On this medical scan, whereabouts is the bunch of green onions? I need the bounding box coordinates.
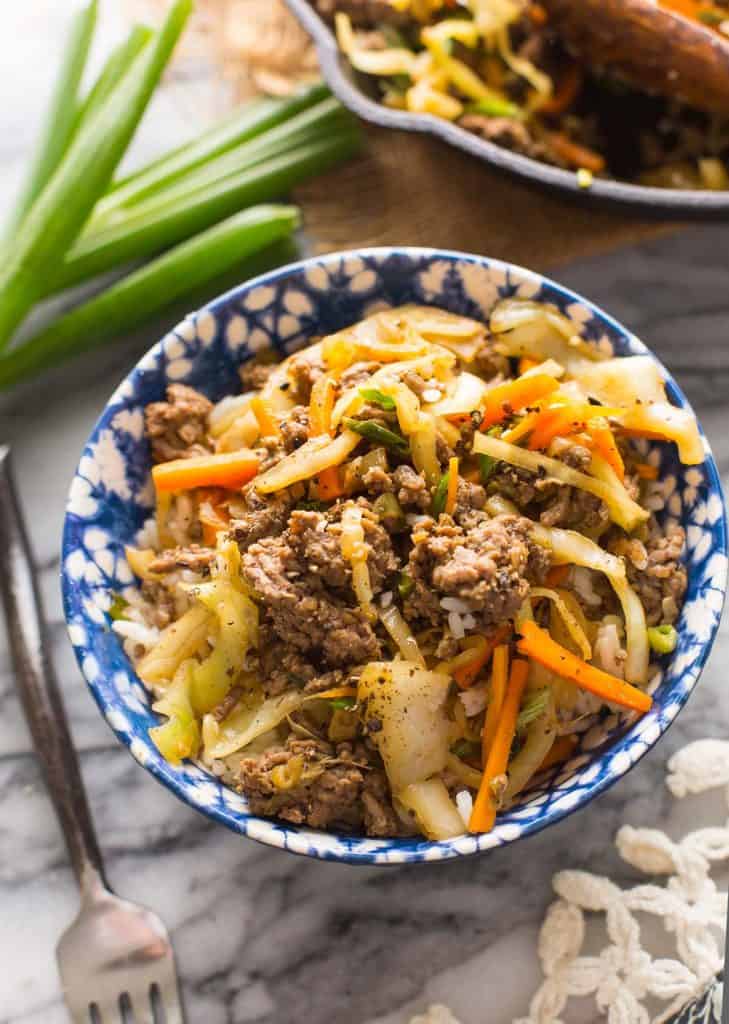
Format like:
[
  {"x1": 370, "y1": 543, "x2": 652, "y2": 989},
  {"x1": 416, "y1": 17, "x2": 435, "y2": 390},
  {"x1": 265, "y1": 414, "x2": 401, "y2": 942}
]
[{"x1": 0, "y1": 0, "x2": 360, "y2": 391}]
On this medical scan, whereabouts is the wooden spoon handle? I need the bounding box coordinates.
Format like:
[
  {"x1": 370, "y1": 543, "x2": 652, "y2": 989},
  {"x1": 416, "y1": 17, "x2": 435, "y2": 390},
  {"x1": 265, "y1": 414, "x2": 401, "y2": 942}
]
[
  {"x1": 543, "y1": 0, "x2": 729, "y2": 116},
  {"x1": 0, "y1": 446, "x2": 108, "y2": 894}
]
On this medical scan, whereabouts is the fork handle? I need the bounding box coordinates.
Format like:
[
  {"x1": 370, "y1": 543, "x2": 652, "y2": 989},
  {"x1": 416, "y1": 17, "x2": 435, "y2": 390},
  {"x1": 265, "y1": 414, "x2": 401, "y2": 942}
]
[{"x1": 0, "y1": 447, "x2": 108, "y2": 895}]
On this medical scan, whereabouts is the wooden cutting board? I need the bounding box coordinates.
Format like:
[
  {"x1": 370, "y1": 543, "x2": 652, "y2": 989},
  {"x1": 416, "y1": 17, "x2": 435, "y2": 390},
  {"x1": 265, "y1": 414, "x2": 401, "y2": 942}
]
[{"x1": 126, "y1": 0, "x2": 683, "y2": 271}]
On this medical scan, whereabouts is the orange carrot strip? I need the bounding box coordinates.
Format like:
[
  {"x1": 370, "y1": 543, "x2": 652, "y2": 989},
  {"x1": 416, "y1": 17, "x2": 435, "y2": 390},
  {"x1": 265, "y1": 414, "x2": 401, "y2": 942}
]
[
  {"x1": 541, "y1": 62, "x2": 583, "y2": 116},
  {"x1": 528, "y1": 2, "x2": 548, "y2": 25},
  {"x1": 548, "y1": 132, "x2": 606, "y2": 173},
  {"x1": 309, "y1": 374, "x2": 336, "y2": 438},
  {"x1": 250, "y1": 395, "x2": 281, "y2": 440},
  {"x1": 527, "y1": 402, "x2": 623, "y2": 451},
  {"x1": 518, "y1": 357, "x2": 539, "y2": 374},
  {"x1": 481, "y1": 644, "x2": 509, "y2": 763},
  {"x1": 589, "y1": 423, "x2": 625, "y2": 481},
  {"x1": 469, "y1": 658, "x2": 530, "y2": 833},
  {"x1": 633, "y1": 462, "x2": 659, "y2": 480},
  {"x1": 305, "y1": 686, "x2": 358, "y2": 702},
  {"x1": 452, "y1": 625, "x2": 511, "y2": 689},
  {"x1": 480, "y1": 374, "x2": 560, "y2": 429},
  {"x1": 538, "y1": 734, "x2": 578, "y2": 772},
  {"x1": 152, "y1": 450, "x2": 259, "y2": 494},
  {"x1": 501, "y1": 410, "x2": 540, "y2": 445},
  {"x1": 516, "y1": 621, "x2": 652, "y2": 714},
  {"x1": 444, "y1": 456, "x2": 460, "y2": 516},
  {"x1": 198, "y1": 492, "x2": 231, "y2": 546},
  {"x1": 317, "y1": 466, "x2": 344, "y2": 501},
  {"x1": 545, "y1": 564, "x2": 570, "y2": 587}
]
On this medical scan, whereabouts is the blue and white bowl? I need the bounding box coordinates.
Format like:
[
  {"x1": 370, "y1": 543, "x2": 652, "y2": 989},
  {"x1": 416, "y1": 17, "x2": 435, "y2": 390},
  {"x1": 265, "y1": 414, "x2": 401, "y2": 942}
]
[{"x1": 62, "y1": 248, "x2": 728, "y2": 865}]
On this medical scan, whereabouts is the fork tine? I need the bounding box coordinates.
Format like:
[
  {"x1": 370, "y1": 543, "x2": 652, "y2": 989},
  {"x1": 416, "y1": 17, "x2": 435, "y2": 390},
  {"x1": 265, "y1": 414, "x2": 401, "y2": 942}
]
[
  {"x1": 156, "y1": 981, "x2": 185, "y2": 1024},
  {"x1": 127, "y1": 993, "x2": 154, "y2": 1024}
]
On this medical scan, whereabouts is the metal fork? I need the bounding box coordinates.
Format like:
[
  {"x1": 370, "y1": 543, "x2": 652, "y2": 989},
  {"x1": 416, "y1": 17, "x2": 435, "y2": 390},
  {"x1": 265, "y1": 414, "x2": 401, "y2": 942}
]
[{"x1": 0, "y1": 446, "x2": 185, "y2": 1024}]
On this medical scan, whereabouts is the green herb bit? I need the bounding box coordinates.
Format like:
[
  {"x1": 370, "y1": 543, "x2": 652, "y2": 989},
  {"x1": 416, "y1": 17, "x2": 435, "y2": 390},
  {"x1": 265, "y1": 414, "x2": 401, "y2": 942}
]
[
  {"x1": 431, "y1": 468, "x2": 450, "y2": 517},
  {"x1": 296, "y1": 499, "x2": 327, "y2": 512},
  {"x1": 451, "y1": 739, "x2": 481, "y2": 760},
  {"x1": 516, "y1": 688, "x2": 550, "y2": 733},
  {"x1": 466, "y1": 96, "x2": 524, "y2": 119},
  {"x1": 698, "y1": 8, "x2": 724, "y2": 24},
  {"x1": 343, "y1": 417, "x2": 409, "y2": 452},
  {"x1": 398, "y1": 571, "x2": 414, "y2": 600},
  {"x1": 373, "y1": 492, "x2": 406, "y2": 530},
  {"x1": 108, "y1": 593, "x2": 129, "y2": 621},
  {"x1": 359, "y1": 387, "x2": 396, "y2": 411},
  {"x1": 478, "y1": 453, "x2": 497, "y2": 483},
  {"x1": 330, "y1": 697, "x2": 356, "y2": 710},
  {"x1": 647, "y1": 624, "x2": 678, "y2": 655}
]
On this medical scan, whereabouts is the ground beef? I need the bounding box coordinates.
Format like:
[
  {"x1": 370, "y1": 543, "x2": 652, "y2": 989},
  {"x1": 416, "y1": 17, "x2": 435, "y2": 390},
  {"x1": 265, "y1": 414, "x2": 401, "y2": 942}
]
[
  {"x1": 625, "y1": 523, "x2": 687, "y2": 626},
  {"x1": 144, "y1": 384, "x2": 213, "y2": 463},
  {"x1": 471, "y1": 337, "x2": 510, "y2": 381},
  {"x1": 488, "y1": 460, "x2": 609, "y2": 535},
  {"x1": 146, "y1": 544, "x2": 215, "y2": 575},
  {"x1": 402, "y1": 370, "x2": 433, "y2": 400},
  {"x1": 459, "y1": 114, "x2": 560, "y2": 166},
  {"x1": 280, "y1": 405, "x2": 310, "y2": 452},
  {"x1": 241, "y1": 505, "x2": 398, "y2": 669},
  {"x1": 140, "y1": 579, "x2": 177, "y2": 629},
  {"x1": 287, "y1": 348, "x2": 326, "y2": 403},
  {"x1": 404, "y1": 513, "x2": 550, "y2": 629},
  {"x1": 228, "y1": 485, "x2": 293, "y2": 551},
  {"x1": 239, "y1": 360, "x2": 276, "y2": 391},
  {"x1": 210, "y1": 686, "x2": 243, "y2": 723},
  {"x1": 453, "y1": 478, "x2": 487, "y2": 525},
  {"x1": 259, "y1": 637, "x2": 317, "y2": 696},
  {"x1": 339, "y1": 361, "x2": 381, "y2": 388},
  {"x1": 539, "y1": 486, "x2": 609, "y2": 536},
  {"x1": 237, "y1": 737, "x2": 399, "y2": 835},
  {"x1": 363, "y1": 463, "x2": 431, "y2": 512}
]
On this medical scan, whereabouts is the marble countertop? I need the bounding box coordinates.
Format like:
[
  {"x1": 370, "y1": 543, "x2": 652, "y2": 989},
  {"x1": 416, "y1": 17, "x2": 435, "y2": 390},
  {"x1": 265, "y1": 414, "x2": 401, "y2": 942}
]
[{"x1": 1, "y1": 5, "x2": 728, "y2": 1024}]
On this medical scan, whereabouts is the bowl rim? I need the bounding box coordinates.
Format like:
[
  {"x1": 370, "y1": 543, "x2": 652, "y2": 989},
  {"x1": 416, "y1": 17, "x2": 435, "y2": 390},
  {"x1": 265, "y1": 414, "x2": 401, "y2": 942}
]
[
  {"x1": 284, "y1": 0, "x2": 729, "y2": 217},
  {"x1": 62, "y1": 245, "x2": 729, "y2": 864}
]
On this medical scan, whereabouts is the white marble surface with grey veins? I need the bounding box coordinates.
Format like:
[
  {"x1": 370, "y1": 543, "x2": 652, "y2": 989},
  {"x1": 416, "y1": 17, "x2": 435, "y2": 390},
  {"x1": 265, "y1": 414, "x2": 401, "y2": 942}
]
[{"x1": 1, "y1": 4, "x2": 728, "y2": 1023}]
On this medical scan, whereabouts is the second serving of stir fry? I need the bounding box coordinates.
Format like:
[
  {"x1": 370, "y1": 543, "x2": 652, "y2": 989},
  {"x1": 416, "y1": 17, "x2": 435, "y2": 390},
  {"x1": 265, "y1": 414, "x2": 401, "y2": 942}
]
[
  {"x1": 316, "y1": 0, "x2": 729, "y2": 190},
  {"x1": 113, "y1": 298, "x2": 702, "y2": 839}
]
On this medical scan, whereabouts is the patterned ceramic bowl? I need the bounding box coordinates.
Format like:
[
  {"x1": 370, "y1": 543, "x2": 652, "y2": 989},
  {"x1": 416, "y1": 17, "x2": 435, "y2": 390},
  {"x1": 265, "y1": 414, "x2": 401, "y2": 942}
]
[{"x1": 62, "y1": 248, "x2": 728, "y2": 865}]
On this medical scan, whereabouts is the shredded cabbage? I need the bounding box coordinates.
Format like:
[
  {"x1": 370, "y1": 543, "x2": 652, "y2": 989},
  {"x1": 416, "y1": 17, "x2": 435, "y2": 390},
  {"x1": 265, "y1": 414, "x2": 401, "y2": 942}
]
[
  {"x1": 530, "y1": 587, "x2": 592, "y2": 661},
  {"x1": 202, "y1": 690, "x2": 303, "y2": 761},
  {"x1": 256, "y1": 430, "x2": 361, "y2": 494},
  {"x1": 489, "y1": 299, "x2": 603, "y2": 375},
  {"x1": 150, "y1": 660, "x2": 200, "y2": 765},
  {"x1": 410, "y1": 414, "x2": 441, "y2": 486},
  {"x1": 379, "y1": 604, "x2": 426, "y2": 667},
  {"x1": 576, "y1": 356, "x2": 667, "y2": 408},
  {"x1": 503, "y1": 689, "x2": 558, "y2": 802},
  {"x1": 358, "y1": 661, "x2": 452, "y2": 791},
  {"x1": 136, "y1": 603, "x2": 212, "y2": 689},
  {"x1": 474, "y1": 432, "x2": 648, "y2": 531},
  {"x1": 340, "y1": 504, "x2": 376, "y2": 620},
  {"x1": 397, "y1": 778, "x2": 465, "y2": 840},
  {"x1": 188, "y1": 578, "x2": 258, "y2": 714}
]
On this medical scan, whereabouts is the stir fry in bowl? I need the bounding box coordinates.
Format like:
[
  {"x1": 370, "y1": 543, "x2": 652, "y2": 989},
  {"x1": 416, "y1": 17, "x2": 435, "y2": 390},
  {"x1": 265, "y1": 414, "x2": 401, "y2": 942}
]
[
  {"x1": 315, "y1": 0, "x2": 729, "y2": 189},
  {"x1": 116, "y1": 300, "x2": 702, "y2": 840}
]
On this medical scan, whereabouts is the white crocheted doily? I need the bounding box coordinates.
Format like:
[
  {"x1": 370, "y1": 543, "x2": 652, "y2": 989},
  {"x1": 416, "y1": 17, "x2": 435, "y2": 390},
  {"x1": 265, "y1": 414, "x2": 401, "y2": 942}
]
[{"x1": 411, "y1": 739, "x2": 729, "y2": 1024}]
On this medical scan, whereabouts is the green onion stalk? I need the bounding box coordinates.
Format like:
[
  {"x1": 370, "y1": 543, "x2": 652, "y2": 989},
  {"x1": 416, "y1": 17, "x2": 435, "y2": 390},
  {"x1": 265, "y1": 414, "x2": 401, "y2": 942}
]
[
  {"x1": 0, "y1": 0, "x2": 193, "y2": 351},
  {"x1": 0, "y1": 205, "x2": 299, "y2": 391}
]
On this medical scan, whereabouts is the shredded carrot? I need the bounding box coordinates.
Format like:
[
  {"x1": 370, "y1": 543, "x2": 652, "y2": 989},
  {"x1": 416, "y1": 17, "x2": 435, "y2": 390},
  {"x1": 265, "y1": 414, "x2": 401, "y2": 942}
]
[
  {"x1": 548, "y1": 132, "x2": 606, "y2": 174},
  {"x1": 317, "y1": 466, "x2": 344, "y2": 501},
  {"x1": 589, "y1": 423, "x2": 625, "y2": 481},
  {"x1": 452, "y1": 625, "x2": 510, "y2": 689},
  {"x1": 516, "y1": 620, "x2": 652, "y2": 714},
  {"x1": 527, "y1": 401, "x2": 623, "y2": 451},
  {"x1": 469, "y1": 658, "x2": 530, "y2": 833},
  {"x1": 539, "y1": 734, "x2": 578, "y2": 772},
  {"x1": 306, "y1": 686, "x2": 358, "y2": 702},
  {"x1": 501, "y1": 410, "x2": 540, "y2": 445},
  {"x1": 633, "y1": 461, "x2": 659, "y2": 481},
  {"x1": 518, "y1": 357, "x2": 539, "y2": 375},
  {"x1": 444, "y1": 456, "x2": 460, "y2": 515},
  {"x1": 198, "y1": 491, "x2": 231, "y2": 546},
  {"x1": 309, "y1": 374, "x2": 336, "y2": 437},
  {"x1": 481, "y1": 644, "x2": 510, "y2": 763},
  {"x1": 250, "y1": 395, "x2": 281, "y2": 440},
  {"x1": 545, "y1": 564, "x2": 570, "y2": 588},
  {"x1": 152, "y1": 450, "x2": 259, "y2": 494},
  {"x1": 527, "y1": 1, "x2": 548, "y2": 25},
  {"x1": 480, "y1": 374, "x2": 560, "y2": 429},
  {"x1": 541, "y1": 62, "x2": 583, "y2": 116}
]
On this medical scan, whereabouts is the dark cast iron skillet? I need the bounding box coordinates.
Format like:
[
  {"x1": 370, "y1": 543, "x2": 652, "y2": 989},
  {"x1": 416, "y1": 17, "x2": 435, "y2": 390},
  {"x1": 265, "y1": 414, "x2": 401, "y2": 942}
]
[{"x1": 285, "y1": 0, "x2": 729, "y2": 217}]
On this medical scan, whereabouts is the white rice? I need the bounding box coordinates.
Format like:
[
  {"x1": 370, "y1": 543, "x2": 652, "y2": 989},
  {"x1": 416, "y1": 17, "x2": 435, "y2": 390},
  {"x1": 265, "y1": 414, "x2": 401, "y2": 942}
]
[
  {"x1": 571, "y1": 566, "x2": 602, "y2": 607},
  {"x1": 448, "y1": 611, "x2": 465, "y2": 639},
  {"x1": 459, "y1": 683, "x2": 487, "y2": 717},
  {"x1": 135, "y1": 516, "x2": 159, "y2": 549},
  {"x1": 455, "y1": 790, "x2": 473, "y2": 828},
  {"x1": 440, "y1": 596, "x2": 471, "y2": 614},
  {"x1": 462, "y1": 613, "x2": 476, "y2": 631},
  {"x1": 422, "y1": 387, "x2": 442, "y2": 404},
  {"x1": 112, "y1": 619, "x2": 160, "y2": 659},
  {"x1": 405, "y1": 513, "x2": 431, "y2": 527},
  {"x1": 380, "y1": 590, "x2": 393, "y2": 609}
]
